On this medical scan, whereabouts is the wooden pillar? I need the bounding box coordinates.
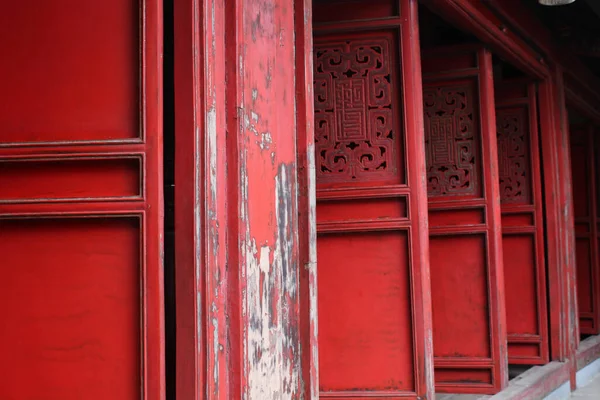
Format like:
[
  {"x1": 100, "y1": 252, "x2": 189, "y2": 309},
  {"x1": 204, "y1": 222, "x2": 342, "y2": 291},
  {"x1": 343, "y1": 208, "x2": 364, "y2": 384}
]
[
  {"x1": 174, "y1": 0, "x2": 317, "y2": 397},
  {"x1": 538, "y1": 67, "x2": 578, "y2": 388}
]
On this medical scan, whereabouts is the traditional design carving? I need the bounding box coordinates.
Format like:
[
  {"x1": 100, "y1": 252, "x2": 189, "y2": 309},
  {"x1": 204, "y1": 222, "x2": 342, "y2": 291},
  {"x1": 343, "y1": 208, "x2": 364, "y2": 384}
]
[
  {"x1": 313, "y1": 36, "x2": 400, "y2": 184},
  {"x1": 423, "y1": 84, "x2": 479, "y2": 196},
  {"x1": 496, "y1": 109, "x2": 530, "y2": 204}
]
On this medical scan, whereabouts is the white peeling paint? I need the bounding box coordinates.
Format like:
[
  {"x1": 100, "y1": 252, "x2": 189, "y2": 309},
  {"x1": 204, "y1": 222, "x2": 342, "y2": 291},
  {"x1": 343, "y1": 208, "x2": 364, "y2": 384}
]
[{"x1": 244, "y1": 165, "x2": 301, "y2": 399}]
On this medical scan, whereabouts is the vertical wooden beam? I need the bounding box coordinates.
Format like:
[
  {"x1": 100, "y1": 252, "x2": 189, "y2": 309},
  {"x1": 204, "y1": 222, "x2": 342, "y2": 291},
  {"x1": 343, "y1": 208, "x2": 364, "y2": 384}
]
[
  {"x1": 555, "y1": 67, "x2": 579, "y2": 390},
  {"x1": 175, "y1": 0, "x2": 230, "y2": 397},
  {"x1": 294, "y1": 0, "x2": 319, "y2": 396},
  {"x1": 404, "y1": 1, "x2": 436, "y2": 396},
  {"x1": 175, "y1": 0, "x2": 311, "y2": 397},
  {"x1": 479, "y1": 48, "x2": 510, "y2": 391},
  {"x1": 538, "y1": 67, "x2": 578, "y2": 389}
]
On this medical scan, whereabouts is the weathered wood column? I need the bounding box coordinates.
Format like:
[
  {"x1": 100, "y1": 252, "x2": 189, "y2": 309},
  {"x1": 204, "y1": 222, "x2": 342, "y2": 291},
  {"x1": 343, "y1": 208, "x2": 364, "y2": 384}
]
[
  {"x1": 174, "y1": 0, "x2": 317, "y2": 398},
  {"x1": 539, "y1": 67, "x2": 578, "y2": 388}
]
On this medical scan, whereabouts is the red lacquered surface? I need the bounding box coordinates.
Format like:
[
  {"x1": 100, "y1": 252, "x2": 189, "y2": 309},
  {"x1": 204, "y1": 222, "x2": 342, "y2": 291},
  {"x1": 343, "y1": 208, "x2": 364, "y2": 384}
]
[
  {"x1": 571, "y1": 126, "x2": 600, "y2": 335},
  {"x1": 0, "y1": 218, "x2": 141, "y2": 399},
  {"x1": 0, "y1": 1, "x2": 139, "y2": 143},
  {"x1": 174, "y1": 0, "x2": 319, "y2": 395},
  {"x1": 313, "y1": 1, "x2": 434, "y2": 398},
  {"x1": 422, "y1": 46, "x2": 508, "y2": 394},
  {"x1": 0, "y1": 1, "x2": 164, "y2": 399},
  {"x1": 495, "y1": 80, "x2": 549, "y2": 364}
]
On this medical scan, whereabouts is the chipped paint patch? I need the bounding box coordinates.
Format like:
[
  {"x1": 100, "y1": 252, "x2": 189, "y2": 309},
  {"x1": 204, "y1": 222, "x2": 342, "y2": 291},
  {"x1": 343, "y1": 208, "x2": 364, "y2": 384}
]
[{"x1": 244, "y1": 165, "x2": 302, "y2": 399}]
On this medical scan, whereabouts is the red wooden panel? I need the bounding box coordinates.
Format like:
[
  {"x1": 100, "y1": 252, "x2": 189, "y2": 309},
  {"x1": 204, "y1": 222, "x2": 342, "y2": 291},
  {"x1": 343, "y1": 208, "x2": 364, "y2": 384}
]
[
  {"x1": 435, "y1": 369, "x2": 493, "y2": 387},
  {"x1": 0, "y1": 157, "x2": 141, "y2": 201},
  {"x1": 430, "y1": 235, "x2": 491, "y2": 359},
  {"x1": 313, "y1": 0, "x2": 400, "y2": 24},
  {"x1": 428, "y1": 209, "x2": 485, "y2": 227},
  {"x1": 313, "y1": 1, "x2": 433, "y2": 398},
  {"x1": 423, "y1": 46, "x2": 508, "y2": 394},
  {"x1": 0, "y1": 218, "x2": 141, "y2": 399},
  {"x1": 317, "y1": 197, "x2": 407, "y2": 223},
  {"x1": 318, "y1": 231, "x2": 414, "y2": 392},
  {"x1": 502, "y1": 213, "x2": 534, "y2": 227},
  {"x1": 314, "y1": 31, "x2": 405, "y2": 186},
  {"x1": 0, "y1": 1, "x2": 139, "y2": 143},
  {"x1": 495, "y1": 80, "x2": 549, "y2": 365},
  {"x1": 571, "y1": 126, "x2": 600, "y2": 334},
  {"x1": 503, "y1": 235, "x2": 538, "y2": 335},
  {"x1": 576, "y1": 239, "x2": 594, "y2": 314},
  {"x1": 0, "y1": 1, "x2": 164, "y2": 399}
]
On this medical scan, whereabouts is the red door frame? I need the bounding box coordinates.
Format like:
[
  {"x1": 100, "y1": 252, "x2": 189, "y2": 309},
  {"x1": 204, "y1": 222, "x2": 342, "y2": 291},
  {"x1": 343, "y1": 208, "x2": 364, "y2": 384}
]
[
  {"x1": 0, "y1": 1, "x2": 164, "y2": 398},
  {"x1": 422, "y1": 45, "x2": 508, "y2": 394},
  {"x1": 174, "y1": 0, "x2": 227, "y2": 396},
  {"x1": 311, "y1": 1, "x2": 433, "y2": 398},
  {"x1": 571, "y1": 125, "x2": 600, "y2": 335},
  {"x1": 174, "y1": 0, "x2": 318, "y2": 397},
  {"x1": 295, "y1": 0, "x2": 320, "y2": 396},
  {"x1": 422, "y1": 0, "x2": 580, "y2": 387},
  {"x1": 495, "y1": 80, "x2": 549, "y2": 365}
]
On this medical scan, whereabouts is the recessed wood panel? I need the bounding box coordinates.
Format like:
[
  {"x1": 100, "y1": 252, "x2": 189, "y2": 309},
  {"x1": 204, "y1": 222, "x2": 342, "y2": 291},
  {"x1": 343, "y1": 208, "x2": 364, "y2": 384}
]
[
  {"x1": 580, "y1": 318, "x2": 595, "y2": 332},
  {"x1": 576, "y1": 238, "x2": 594, "y2": 313},
  {"x1": 422, "y1": 53, "x2": 478, "y2": 75},
  {"x1": 430, "y1": 235, "x2": 490, "y2": 358},
  {"x1": 318, "y1": 231, "x2": 414, "y2": 393},
  {"x1": 0, "y1": 158, "x2": 141, "y2": 201},
  {"x1": 575, "y1": 223, "x2": 591, "y2": 235},
  {"x1": 434, "y1": 369, "x2": 492, "y2": 386},
  {"x1": 572, "y1": 149, "x2": 590, "y2": 219},
  {"x1": 317, "y1": 197, "x2": 407, "y2": 223},
  {"x1": 508, "y1": 343, "x2": 540, "y2": 359},
  {"x1": 501, "y1": 213, "x2": 535, "y2": 227},
  {"x1": 314, "y1": 0, "x2": 400, "y2": 24},
  {"x1": 429, "y1": 208, "x2": 484, "y2": 227},
  {"x1": 0, "y1": 217, "x2": 141, "y2": 400},
  {"x1": 503, "y1": 235, "x2": 537, "y2": 335},
  {"x1": 0, "y1": 1, "x2": 139, "y2": 143}
]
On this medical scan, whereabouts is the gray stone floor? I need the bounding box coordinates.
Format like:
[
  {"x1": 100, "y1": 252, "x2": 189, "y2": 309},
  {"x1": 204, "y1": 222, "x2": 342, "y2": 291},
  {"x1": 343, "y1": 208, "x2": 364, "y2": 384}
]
[{"x1": 570, "y1": 373, "x2": 600, "y2": 399}]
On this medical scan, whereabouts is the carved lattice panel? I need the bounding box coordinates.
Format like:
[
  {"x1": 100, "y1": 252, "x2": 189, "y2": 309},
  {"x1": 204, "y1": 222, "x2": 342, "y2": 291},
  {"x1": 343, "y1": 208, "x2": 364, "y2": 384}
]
[
  {"x1": 423, "y1": 82, "x2": 480, "y2": 197},
  {"x1": 313, "y1": 33, "x2": 402, "y2": 184},
  {"x1": 496, "y1": 108, "x2": 531, "y2": 204}
]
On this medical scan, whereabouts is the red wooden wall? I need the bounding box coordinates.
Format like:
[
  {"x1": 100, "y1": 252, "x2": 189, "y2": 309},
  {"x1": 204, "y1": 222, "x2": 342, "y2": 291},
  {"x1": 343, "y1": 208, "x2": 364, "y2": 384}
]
[
  {"x1": 571, "y1": 125, "x2": 600, "y2": 335},
  {"x1": 422, "y1": 46, "x2": 508, "y2": 394},
  {"x1": 312, "y1": 0, "x2": 433, "y2": 398},
  {"x1": 0, "y1": 1, "x2": 164, "y2": 399},
  {"x1": 495, "y1": 80, "x2": 549, "y2": 364}
]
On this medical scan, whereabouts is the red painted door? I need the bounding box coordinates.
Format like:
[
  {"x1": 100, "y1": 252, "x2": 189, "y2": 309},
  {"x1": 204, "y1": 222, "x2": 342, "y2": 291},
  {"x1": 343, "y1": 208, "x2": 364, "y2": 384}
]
[
  {"x1": 571, "y1": 125, "x2": 600, "y2": 335},
  {"x1": 422, "y1": 46, "x2": 508, "y2": 394},
  {"x1": 0, "y1": 2, "x2": 164, "y2": 400},
  {"x1": 495, "y1": 80, "x2": 549, "y2": 364},
  {"x1": 313, "y1": 0, "x2": 433, "y2": 398}
]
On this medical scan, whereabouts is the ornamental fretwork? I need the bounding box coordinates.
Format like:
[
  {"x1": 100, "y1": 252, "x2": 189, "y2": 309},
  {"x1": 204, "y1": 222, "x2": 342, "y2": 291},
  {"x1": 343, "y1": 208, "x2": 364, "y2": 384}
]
[
  {"x1": 423, "y1": 84, "x2": 479, "y2": 196},
  {"x1": 313, "y1": 36, "x2": 399, "y2": 184},
  {"x1": 496, "y1": 108, "x2": 531, "y2": 204}
]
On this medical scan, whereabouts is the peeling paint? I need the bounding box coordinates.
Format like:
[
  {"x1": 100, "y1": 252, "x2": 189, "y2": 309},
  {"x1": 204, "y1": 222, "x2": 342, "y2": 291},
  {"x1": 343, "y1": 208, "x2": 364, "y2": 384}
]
[{"x1": 243, "y1": 165, "x2": 302, "y2": 399}]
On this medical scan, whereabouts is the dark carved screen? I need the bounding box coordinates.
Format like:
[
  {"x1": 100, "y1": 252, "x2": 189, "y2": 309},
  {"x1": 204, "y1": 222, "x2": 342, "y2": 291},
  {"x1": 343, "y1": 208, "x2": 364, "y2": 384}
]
[
  {"x1": 496, "y1": 108, "x2": 531, "y2": 204},
  {"x1": 423, "y1": 82, "x2": 480, "y2": 197},
  {"x1": 313, "y1": 32, "x2": 403, "y2": 185}
]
